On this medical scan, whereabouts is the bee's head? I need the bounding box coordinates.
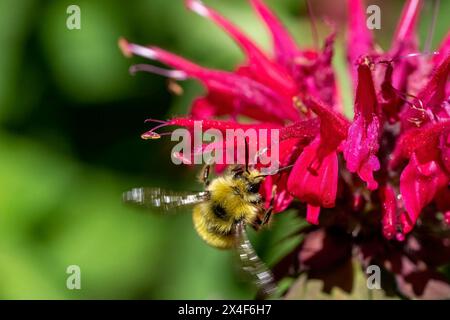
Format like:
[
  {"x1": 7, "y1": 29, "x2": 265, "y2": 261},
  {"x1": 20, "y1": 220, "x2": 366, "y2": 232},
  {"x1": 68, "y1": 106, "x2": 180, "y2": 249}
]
[{"x1": 230, "y1": 165, "x2": 265, "y2": 196}]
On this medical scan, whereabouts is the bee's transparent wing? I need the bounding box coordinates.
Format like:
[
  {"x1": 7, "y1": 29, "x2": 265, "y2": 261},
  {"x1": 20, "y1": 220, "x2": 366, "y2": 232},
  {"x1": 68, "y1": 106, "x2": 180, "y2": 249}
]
[
  {"x1": 234, "y1": 222, "x2": 278, "y2": 299},
  {"x1": 123, "y1": 188, "x2": 209, "y2": 212}
]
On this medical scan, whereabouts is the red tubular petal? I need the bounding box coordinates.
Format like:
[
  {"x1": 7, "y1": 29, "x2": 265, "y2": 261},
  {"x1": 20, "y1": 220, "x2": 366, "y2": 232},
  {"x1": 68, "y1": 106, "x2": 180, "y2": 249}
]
[
  {"x1": 250, "y1": 0, "x2": 299, "y2": 67},
  {"x1": 389, "y1": 0, "x2": 422, "y2": 92},
  {"x1": 152, "y1": 118, "x2": 287, "y2": 166},
  {"x1": 279, "y1": 118, "x2": 320, "y2": 142},
  {"x1": 185, "y1": 0, "x2": 297, "y2": 96},
  {"x1": 262, "y1": 173, "x2": 294, "y2": 213},
  {"x1": 400, "y1": 153, "x2": 449, "y2": 234},
  {"x1": 302, "y1": 95, "x2": 350, "y2": 153},
  {"x1": 380, "y1": 62, "x2": 404, "y2": 123},
  {"x1": 191, "y1": 93, "x2": 298, "y2": 124},
  {"x1": 398, "y1": 211, "x2": 414, "y2": 236},
  {"x1": 261, "y1": 138, "x2": 303, "y2": 213},
  {"x1": 380, "y1": 185, "x2": 398, "y2": 240},
  {"x1": 418, "y1": 54, "x2": 450, "y2": 114},
  {"x1": 344, "y1": 60, "x2": 381, "y2": 190},
  {"x1": 355, "y1": 59, "x2": 379, "y2": 116},
  {"x1": 168, "y1": 118, "x2": 281, "y2": 132},
  {"x1": 346, "y1": 0, "x2": 375, "y2": 83},
  {"x1": 287, "y1": 138, "x2": 338, "y2": 213},
  {"x1": 393, "y1": 0, "x2": 423, "y2": 44},
  {"x1": 167, "y1": 117, "x2": 283, "y2": 156},
  {"x1": 293, "y1": 32, "x2": 339, "y2": 109},
  {"x1": 314, "y1": 32, "x2": 339, "y2": 108},
  {"x1": 440, "y1": 132, "x2": 450, "y2": 173},
  {"x1": 306, "y1": 205, "x2": 321, "y2": 225},
  {"x1": 434, "y1": 32, "x2": 450, "y2": 66},
  {"x1": 274, "y1": 179, "x2": 294, "y2": 212},
  {"x1": 391, "y1": 121, "x2": 450, "y2": 167},
  {"x1": 387, "y1": 1, "x2": 423, "y2": 93},
  {"x1": 190, "y1": 96, "x2": 225, "y2": 120}
]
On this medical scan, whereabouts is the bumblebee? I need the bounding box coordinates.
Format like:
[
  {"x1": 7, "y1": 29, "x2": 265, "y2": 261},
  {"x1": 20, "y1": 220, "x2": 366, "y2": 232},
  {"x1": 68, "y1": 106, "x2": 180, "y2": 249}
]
[{"x1": 123, "y1": 146, "x2": 290, "y2": 298}]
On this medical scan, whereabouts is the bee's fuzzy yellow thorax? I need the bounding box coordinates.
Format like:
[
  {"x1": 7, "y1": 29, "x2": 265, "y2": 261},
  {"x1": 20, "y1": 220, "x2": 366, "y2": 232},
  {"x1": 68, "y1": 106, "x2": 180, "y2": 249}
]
[
  {"x1": 207, "y1": 176, "x2": 258, "y2": 222},
  {"x1": 191, "y1": 166, "x2": 265, "y2": 249}
]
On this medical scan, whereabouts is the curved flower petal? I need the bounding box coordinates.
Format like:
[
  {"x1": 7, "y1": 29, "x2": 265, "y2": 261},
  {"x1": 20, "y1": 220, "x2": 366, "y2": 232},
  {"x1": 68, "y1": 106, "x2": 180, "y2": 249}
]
[
  {"x1": 285, "y1": 96, "x2": 349, "y2": 224},
  {"x1": 261, "y1": 138, "x2": 303, "y2": 213},
  {"x1": 302, "y1": 95, "x2": 350, "y2": 155},
  {"x1": 251, "y1": 0, "x2": 339, "y2": 107},
  {"x1": 434, "y1": 31, "x2": 450, "y2": 66},
  {"x1": 287, "y1": 138, "x2": 339, "y2": 224},
  {"x1": 346, "y1": 0, "x2": 375, "y2": 84},
  {"x1": 390, "y1": 0, "x2": 423, "y2": 90},
  {"x1": 439, "y1": 131, "x2": 450, "y2": 173},
  {"x1": 190, "y1": 94, "x2": 233, "y2": 120},
  {"x1": 390, "y1": 121, "x2": 450, "y2": 169},
  {"x1": 417, "y1": 54, "x2": 450, "y2": 116},
  {"x1": 380, "y1": 185, "x2": 402, "y2": 240},
  {"x1": 379, "y1": 62, "x2": 404, "y2": 123},
  {"x1": 151, "y1": 118, "x2": 281, "y2": 135},
  {"x1": 263, "y1": 173, "x2": 294, "y2": 213},
  {"x1": 393, "y1": 0, "x2": 423, "y2": 45},
  {"x1": 185, "y1": 0, "x2": 298, "y2": 97},
  {"x1": 400, "y1": 153, "x2": 449, "y2": 234},
  {"x1": 344, "y1": 59, "x2": 381, "y2": 190},
  {"x1": 279, "y1": 118, "x2": 320, "y2": 143},
  {"x1": 296, "y1": 33, "x2": 340, "y2": 108},
  {"x1": 250, "y1": 0, "x2": 298, "y2": 68}
]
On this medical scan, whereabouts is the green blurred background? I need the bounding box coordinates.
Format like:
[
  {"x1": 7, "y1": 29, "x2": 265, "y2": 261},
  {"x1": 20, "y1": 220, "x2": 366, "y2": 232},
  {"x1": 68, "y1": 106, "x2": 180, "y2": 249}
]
[{"x1": 0, "y1": 0, "x2": 447, "y2": 299}]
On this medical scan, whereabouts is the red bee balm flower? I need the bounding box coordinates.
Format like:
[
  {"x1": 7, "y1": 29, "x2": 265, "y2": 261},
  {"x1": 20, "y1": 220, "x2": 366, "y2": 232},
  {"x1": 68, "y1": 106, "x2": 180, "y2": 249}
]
[{"x1": 121, "y1": 1, "x2": 450, "y2": 297}]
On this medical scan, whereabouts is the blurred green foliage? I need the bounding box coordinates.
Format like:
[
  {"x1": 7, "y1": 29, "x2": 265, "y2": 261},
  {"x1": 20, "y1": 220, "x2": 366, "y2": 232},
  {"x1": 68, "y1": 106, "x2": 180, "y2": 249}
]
[{"x1": 0, "y1": 0, "x2": 448, "y2": 299}]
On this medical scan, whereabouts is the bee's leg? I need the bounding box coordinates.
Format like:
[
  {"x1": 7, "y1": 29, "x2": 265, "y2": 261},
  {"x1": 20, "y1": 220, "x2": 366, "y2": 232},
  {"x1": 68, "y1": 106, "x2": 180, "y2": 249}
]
[
  {"x1": 252, "y1": 206, "x2": 272, "y2": 231},
  {"x1": 199, "y1": 164, "x2": 211, "y2": 187},
  {"x1": 253, "y1": 186, "x2": 276, "y2": 230},
  {"x1": 262, "y1": 185, "x2": 277, "y2": 226},
  {"x1": 261, "y1": 206, "x2": 273, "y2": 226}
]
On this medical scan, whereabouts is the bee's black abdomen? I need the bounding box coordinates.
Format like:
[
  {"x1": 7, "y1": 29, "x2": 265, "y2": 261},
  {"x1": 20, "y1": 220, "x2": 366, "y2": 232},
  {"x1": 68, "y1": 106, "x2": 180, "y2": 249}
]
[{"x1": 212, "y1": 203, "x2": 227, "y2": 220}]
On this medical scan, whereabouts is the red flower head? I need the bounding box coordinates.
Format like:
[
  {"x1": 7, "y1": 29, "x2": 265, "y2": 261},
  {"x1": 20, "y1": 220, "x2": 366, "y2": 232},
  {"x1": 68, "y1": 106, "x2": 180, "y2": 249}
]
[{"x1": 121, "y1": 0, "x2": 450, "y2": 298}]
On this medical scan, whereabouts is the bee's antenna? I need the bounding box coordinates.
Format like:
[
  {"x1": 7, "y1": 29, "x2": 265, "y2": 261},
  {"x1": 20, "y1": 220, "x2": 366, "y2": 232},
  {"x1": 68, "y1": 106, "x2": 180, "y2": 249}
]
[
  {"x1": 276, "y1": 164, "x2": 295, "y2": 173},
  {"x1": 245, "y1": 137, "x2": 250, "y2": 174},
  {"x1": 256, "y1": 164, "x2": 295, "y2": 178}
]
